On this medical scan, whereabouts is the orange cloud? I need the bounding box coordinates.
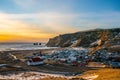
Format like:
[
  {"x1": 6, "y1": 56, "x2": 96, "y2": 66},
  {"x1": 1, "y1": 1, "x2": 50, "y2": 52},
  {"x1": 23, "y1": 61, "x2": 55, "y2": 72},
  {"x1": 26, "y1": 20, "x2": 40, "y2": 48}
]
[
  {"x1": 0, "y1": 12, "x2": 78, "y2": 42},
  {"x1": 0, "y1": 34, "x2": 50, "y2": 42},
  {"x1": 0, "y1": 13, "x2": 57, "y2": 42}
]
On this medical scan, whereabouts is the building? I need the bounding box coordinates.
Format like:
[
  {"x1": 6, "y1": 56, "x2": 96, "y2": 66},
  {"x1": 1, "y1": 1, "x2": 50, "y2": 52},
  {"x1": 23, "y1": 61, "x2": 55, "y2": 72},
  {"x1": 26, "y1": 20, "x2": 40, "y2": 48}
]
[{"x1": 27, "y1": 57, "x2": 44, "y2": 66}]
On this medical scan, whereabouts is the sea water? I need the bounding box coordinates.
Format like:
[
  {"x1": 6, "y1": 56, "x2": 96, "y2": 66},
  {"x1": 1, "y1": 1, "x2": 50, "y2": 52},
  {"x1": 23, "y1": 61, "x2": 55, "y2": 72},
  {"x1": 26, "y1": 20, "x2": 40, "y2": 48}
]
[{"x1": 0, "y1": 43, "x2": 48, "y2": 51}]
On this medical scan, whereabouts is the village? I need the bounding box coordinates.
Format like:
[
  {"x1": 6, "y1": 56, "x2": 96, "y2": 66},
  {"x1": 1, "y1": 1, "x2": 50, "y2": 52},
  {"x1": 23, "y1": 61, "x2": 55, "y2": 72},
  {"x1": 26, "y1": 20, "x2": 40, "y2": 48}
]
[
  {"x1": 0, "y1": 47, "x2": 120, "y2": 80},
  {"x1": 25, "y1": 47, "x2": 120, "y2": 68}
]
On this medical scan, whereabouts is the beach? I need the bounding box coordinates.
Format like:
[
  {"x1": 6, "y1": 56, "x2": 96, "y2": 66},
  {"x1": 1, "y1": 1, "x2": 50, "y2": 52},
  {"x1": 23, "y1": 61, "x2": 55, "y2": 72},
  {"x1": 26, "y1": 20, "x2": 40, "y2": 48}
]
[
  {"x1": 0, "y1": 48, "x2": 94, "y2": 80},
  {"x1": 0, "y1": 48, "x2": 120, "y2": 80}
]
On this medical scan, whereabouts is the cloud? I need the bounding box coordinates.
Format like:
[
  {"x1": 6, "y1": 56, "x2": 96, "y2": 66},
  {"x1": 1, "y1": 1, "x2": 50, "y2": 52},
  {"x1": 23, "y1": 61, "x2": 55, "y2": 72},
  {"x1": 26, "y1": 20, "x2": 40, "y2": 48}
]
[
  {"x1": 12, "y1": 0, "x2": 71, "y2": 12},
  {"x1": 0, "y1": 12, "x2": 78, "y2": 33},
  {"x1": 0, "y1": 11, "x2": 120, "y2": 42},
  {"x1": 72, "y1": 12, "x2": 120, "y2": 30},
  {"x1": 13, "y1": 0, "x2": 36, "y2": 8},
  {"x1": 0, "y1": 11, "x2": 120, "y2": 30},
  {"x1": 0, "y1": 13, "x2": 57, "y2": 42},
  {"x1": 0, "y1": 12, "x2": 78, "y2": 42}
]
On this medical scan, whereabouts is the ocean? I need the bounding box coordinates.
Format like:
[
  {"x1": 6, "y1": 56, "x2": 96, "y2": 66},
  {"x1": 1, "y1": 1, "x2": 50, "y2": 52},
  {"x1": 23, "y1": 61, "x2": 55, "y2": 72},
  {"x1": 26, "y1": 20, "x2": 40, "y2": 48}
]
[{"x1": 0, "y1": 43, "x2": 48, "y2": 51}]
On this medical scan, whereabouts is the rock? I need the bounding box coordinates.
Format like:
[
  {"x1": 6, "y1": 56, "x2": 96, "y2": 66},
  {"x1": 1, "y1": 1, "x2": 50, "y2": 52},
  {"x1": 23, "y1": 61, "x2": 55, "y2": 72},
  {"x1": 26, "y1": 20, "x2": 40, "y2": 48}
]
[{"x1": 47, "y1": 28, "x2": 120, "y2": 48}]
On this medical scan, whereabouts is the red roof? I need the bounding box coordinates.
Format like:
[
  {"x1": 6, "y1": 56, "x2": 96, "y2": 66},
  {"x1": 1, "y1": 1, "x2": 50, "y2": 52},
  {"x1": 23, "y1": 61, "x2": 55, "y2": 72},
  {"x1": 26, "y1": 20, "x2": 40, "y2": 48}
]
[{"x1": 31, "y1": 57, "x2": 43, "y2": 62}]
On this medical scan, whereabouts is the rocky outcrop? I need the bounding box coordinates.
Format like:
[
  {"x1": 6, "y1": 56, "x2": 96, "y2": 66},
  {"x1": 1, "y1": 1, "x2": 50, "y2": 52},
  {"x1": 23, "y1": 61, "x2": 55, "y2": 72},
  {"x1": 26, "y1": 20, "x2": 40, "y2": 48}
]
[{"x1": 47, "y1": 28, "x2": 120, "y2": 48}]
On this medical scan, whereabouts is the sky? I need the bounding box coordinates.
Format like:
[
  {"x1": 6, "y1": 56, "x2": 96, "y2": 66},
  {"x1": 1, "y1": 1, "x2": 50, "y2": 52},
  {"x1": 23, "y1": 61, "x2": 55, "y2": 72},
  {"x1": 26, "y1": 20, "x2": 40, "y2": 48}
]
[{"x1": 0, "y1": 0, "x2": 120, "y2": 42}]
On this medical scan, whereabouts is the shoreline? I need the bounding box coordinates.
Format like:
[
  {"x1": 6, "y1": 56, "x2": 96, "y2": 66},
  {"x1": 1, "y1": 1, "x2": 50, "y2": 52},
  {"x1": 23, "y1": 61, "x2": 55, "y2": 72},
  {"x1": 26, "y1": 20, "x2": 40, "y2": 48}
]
[
  {"x1": 0, "y1": 48, "x2": 90, "y2": 73},
  {"x1": 0, "y1": 67, "x2": 99, "y2": 80},
  {"x1": 0, "y1": 47, "x2": 58, "y2": 52},
  {"x1": 0, "y1": 48, "x2": 120, "y2": 80}
]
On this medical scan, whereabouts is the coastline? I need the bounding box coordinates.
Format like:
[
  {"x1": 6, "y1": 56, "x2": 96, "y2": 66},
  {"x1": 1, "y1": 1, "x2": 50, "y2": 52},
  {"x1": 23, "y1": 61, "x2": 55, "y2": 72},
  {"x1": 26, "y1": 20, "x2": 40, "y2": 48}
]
[
  {"x1": 0, "y1": 48, "x2": 92, "y2": 80},
  {"x1": 0, "y1": 48, "x2": 120, "y2": 80}
]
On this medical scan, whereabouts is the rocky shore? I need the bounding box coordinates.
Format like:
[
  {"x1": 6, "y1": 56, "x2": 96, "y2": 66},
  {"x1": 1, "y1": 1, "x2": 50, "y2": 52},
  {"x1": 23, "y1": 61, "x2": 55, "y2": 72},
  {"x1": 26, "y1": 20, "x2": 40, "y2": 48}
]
[
  {"x1": 0, "y1": 28, "x2": 120, "y2": 80},
  {"x1": 0, "y1": 47, "x2": 120, "y2": 80}
]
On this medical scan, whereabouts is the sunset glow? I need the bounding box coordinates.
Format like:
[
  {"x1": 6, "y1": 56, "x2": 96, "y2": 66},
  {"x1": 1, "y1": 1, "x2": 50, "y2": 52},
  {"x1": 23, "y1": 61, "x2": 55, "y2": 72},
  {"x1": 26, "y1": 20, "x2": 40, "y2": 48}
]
[{"x1": 0, "y1": 0, "x2": 120, "y2": 42}]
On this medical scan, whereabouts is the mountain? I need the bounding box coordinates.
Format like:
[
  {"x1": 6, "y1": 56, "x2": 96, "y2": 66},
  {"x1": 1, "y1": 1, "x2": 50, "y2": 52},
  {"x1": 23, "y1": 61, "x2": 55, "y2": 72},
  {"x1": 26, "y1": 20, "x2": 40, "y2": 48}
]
[{"x1": 47, "y1": 28, "x2": 120, "y2": 49}]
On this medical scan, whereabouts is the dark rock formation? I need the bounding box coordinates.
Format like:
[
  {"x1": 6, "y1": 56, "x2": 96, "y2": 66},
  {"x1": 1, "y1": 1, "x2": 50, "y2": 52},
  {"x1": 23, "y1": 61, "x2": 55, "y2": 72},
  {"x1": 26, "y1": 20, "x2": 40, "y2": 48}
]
[{"x1": 47, "y1": 28, "x2": 120, "y2": 48}]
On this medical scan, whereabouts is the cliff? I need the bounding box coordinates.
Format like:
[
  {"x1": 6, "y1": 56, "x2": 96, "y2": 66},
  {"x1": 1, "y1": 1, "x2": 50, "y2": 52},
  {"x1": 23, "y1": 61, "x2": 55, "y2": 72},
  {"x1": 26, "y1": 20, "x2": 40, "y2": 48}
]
[{"x1": 47, "y1": 28, "x2": 120, "y2": 49}]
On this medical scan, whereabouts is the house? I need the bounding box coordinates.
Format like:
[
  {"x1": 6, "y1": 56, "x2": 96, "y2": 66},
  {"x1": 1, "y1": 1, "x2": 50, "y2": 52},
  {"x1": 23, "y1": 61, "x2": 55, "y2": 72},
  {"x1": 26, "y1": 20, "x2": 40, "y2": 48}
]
[
  {"x1": 58, "y1": 58, "x2": 67, "y2": 63},
  {"x1": 109, "y1": 62, "x2": 120, "y2": 68},
  {"x1": 27, "y1": 57, "x2": 44, "y2": 66}
]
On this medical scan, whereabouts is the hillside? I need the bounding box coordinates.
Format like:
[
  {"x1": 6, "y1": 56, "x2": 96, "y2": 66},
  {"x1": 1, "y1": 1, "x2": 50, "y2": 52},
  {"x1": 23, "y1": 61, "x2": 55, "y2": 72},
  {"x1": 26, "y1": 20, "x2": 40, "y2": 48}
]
[{"x1": 47, "y1": 28, "x2": 120, "y2": 49}]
